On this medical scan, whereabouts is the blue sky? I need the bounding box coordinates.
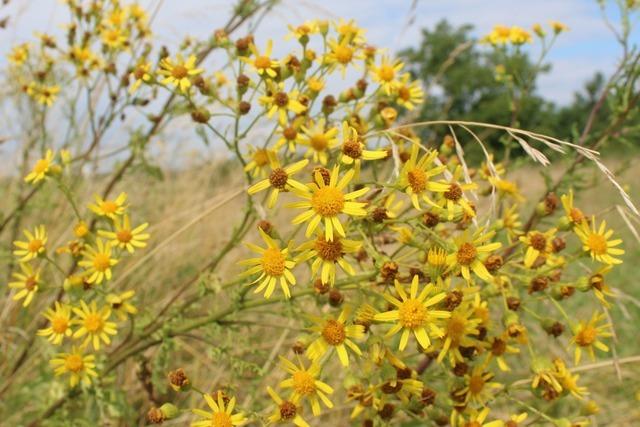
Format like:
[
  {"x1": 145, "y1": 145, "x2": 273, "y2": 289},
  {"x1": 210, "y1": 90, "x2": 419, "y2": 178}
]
[{"x1": 0, "y1": 0, "x2": 637, "y2": 105}]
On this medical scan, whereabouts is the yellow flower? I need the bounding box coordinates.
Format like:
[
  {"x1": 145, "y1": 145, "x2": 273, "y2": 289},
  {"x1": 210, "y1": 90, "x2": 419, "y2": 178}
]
[
  {"x1": 560, "y1": 189, "x2": 586, "y2": 226},
  {"x1": 79, "y1": 238, "x2": 118, "y2": 284},
  {"x1": 98, "y1": 215, "x2": 150, "y2": 253},
  {"x1": 50, "y1": 346, "x2": 98, "y2": 387},
  {"x1": 129, "y1": 60, "x2": 152, "y2": 93},
  {"x1": 509, "y1": 26, "x2": 532, "y2": 45},
  {"x1": 24, "y1": 149, "x2": 55, "y2": 183},
  {"x1": 500, "y1": 204, "x2": 523, "y2": 242},
  {"x1": 13, "y1": 225, "x2": 47, "y2": 261},
  {"x1": 569, "y1": 312, "x2": 612, "y2": 365},
  {"x1": 101, "y1": 26, "x2": 127, "y2": 49},
  {"x1": 243, "y1": 39, "x2": 279, "y2": 78},
  {"x1": 339, "y1": 122, "x2": 387, "y2": 175},
  {"x1": 248, "y1": 159, "x2": 309, "y2": 208},
  {"x1": 324, "y1": 38, "x2": 364, "y2": 76},
  {"x1": 550, "y1": 20, "x2": 569, "y2": 34},
  {"x1": 191, "y1": 391, "x2": 247, "y2": 427},
  {"x1": 399, "y1": 144, "x2": 448, "y2": 210},
  {"x1": 37, "y1": 302, "x2": 73, "y2": 344},
  {"x1": 278, "y1": 356, "x2": 334, "y2": 416},
  {"x1": 286, "y1": 21, "x2": 319, "y2": 41},
  {"x1": 8, "y1": 43, "x2": 29, "y2": 65},
  {"x1": 158, "y1": 54, "x2": 203, "y2": 93},
  {"x1": 487, "y1": 335, "x2": 520, "y2": 372},
  {"x1": 455, "y1": 365, "x2": 502, "y2": 406},
  {"x1": 297, "y1": 234, "x2": 361, "y2": 285},
  {"x1": 106, "y1": 290, "x2": 138, "y2": 321},
  {"x1": 306, "y1": 307, "x2": 365, "y2": 367},
  {"x1": 88, "y1": 192, "x2": 128, "y2": 219},
  {"x1": 27, "y1": 83, "x2": 60, "y2": 107},
  {"x1": 488, "y1": 177, "x2": 525, "y2": 202},
  {"x1": 486, "y1": 25, "x2": 512, "y2": 45},
  {"x1": 243, "y1": 146, "x2": 276, "y2": 178},
  {"x1": 335, "y1": 18, "x2": 366, "y2": 44},
  {"x1": 370, "y1": 55, "x2": 404, "y2": 95},
  {"x1": 374, "y1": 276, "x2": 450, "y2": 351},
  {"x1": 266, "y1": 386, "x2": 309, "y2": 427},
  {"x1": 533, "y1": 23, "x2": 546, "y2": 38},
  {"x1": 307, "y1": 76, "x2": 325, "y2": 93},
  {"x1": 371, "y1": 193, "x2": 404, "y2": 224},
  {"x1": 238, "y1": 228, "x2": 296, "y2": 299},
  {"x1": 575, "y1": 216, "x2": 624, "y2": 265},
  {"x1": 553, "y1": 358, "x2": 588, "y2": 399},
  {"x1": 275, "y1": 118, "x2": 305, "y2": 152},
  {"x1": 446, "y1": 228, "x2": 502, "y2": 282},
  {"x1": 8, "y1": 263, "x2": 41, "y2": 307},
  {"x1": 289, "y1": 166, "x2": 369, "y2": 241},
  {"x1": 74, "y1": 220, "x2": 90, "y2": 238},
  {"x1": 437, "y1": 302, "x2": 483, "y2": 364},
  {"x1": 395, "y1": 73, "x2": 424, "y2": 111},
  {"x1": 259, "y1": 81, "x2": 307, "y2": 126},
  {"x1": 72, "y1": 300, "x2": 118, "y2": 350},
  {"x1": 431, "y1": 166, "x2": 478, "y2": 221},
  {"x1": 519, "y1": 228, "x2": 557, "y2": 268},
  {"x1": 299, "y1": 119, "x2": 339, "y2": 165}
]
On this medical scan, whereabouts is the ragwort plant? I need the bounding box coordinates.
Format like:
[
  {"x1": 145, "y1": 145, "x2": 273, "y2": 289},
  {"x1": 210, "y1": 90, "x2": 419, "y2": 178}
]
[{"x1": 2, "y1": 0, "x2": 640, "y2": 426}]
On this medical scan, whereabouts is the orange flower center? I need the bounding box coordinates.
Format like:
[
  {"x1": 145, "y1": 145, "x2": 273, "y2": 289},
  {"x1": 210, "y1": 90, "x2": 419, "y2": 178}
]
[
  {"x1": 311, "y1": 187, "x2": 345, "y2": 217},
  {"x1": 292, "y1": 371, "x2": 316, "y2": 396},
  {"x1": 446, "y1": 315, "x2": 467, "y2": 344},
  {"x1": 310, "y1": 134, "x2": 329, "y2": 151},
  {"x1": 575, "y1": 326, "x2": 597, "y2": 347},
  {"x1": 262, "y1": 247, "x2": 286, "y2": 277},
  {"x1": 254, "y1": 55, "x2": 271, "y2": 69},
  {"x1": 314, "y1": 237, "x2": 343, "y2": 261},
  {"x1": 378, "y1": 64, "x2": 395, "y2": 81},
  {"x1": 171, "y1": 65, "x2": 188, "y2": 79},
  {"x1": 211, "y1": 412, "x2": 233, "y2": 427},
  {"x1": 25, "y1": 276, "x2": 38, "y2": 291},
  {"x1": 51, "y1": 315, "x2": 69, "y2": 333},
  {"x1": 334, "y1": 45, "x2": 353, "y2": 63},
  {"x1": 116, "y1": 229, "x2": 133, "y2": 243},
  {"x1": 444, "y1": 183, "x2": 462, "y2": 201},
  {"x1": 253, "y1": 149, "x2": 269, "y2": 166},
  {"x1": 84, "y1": 313, "x2": 104, "y2": 333},
  {"x1": 569, "y1": 208, "x2": 584, "y2": 223},
  {"x1": 28, "y1": 239, "x2": 43, "y2": 253},
  {"x1": 398, "y1": 86, "x2": 410, "y2": 101},
  {"x1": 279, "y1": 401, "x2": 297, "y2": 420},
  {"x1": 407, "y1": 169, "x2": 427, "y2": 193},
  {"x1": 468, "y1": 374, "x2": 485, "y2": 395},
  {"x1": 33, "y1": 159, "x2": 50, "y2": 174},
  {"x1": 64, "y1": 354, "x2": 84, "y2": 373},
  {"x1": 456, "y1": 242, "x2": 477, "y2": 265},
  {"x1": 93, "y1": 253, "x2": 111, "y2": 272},
  {"x1": 398, "y1": 298, "x2": 427, "y2": 329},
  {"x1": 586, "y1": 233, "x2": 607, "y2": 255},
  {"x1": 100, "y1": 201, "x2": 118, "y2": 214},
  {"x1": 322, "y1": 319, "x2": 346, "y2": 345},
  {"x1": 530, "y1": 233, "x2": 547, "y2": 251}
]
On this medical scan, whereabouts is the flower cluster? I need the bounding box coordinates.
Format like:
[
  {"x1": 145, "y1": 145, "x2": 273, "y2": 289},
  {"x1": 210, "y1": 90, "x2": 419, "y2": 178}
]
[{"x1": 10, "y1": 147, "x2": 149, "y2": 387}]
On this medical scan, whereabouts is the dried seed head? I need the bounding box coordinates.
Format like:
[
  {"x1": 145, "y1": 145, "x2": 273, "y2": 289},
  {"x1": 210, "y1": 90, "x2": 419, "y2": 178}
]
[
  {"x1": 506, "y1": 297, "x2": 521, "y2": 311},
  {"x1": 484, "y1": 254, "x2": 503, "y2": 272},
  {"x1": 328, "y1": 289, "x2": 344, "y2": 307}
]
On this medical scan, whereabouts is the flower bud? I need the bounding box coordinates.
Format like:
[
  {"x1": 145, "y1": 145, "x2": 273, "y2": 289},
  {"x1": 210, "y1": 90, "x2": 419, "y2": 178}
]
[{"x1": 159, "y1": 403, "x2": 179, "y2": 420}]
